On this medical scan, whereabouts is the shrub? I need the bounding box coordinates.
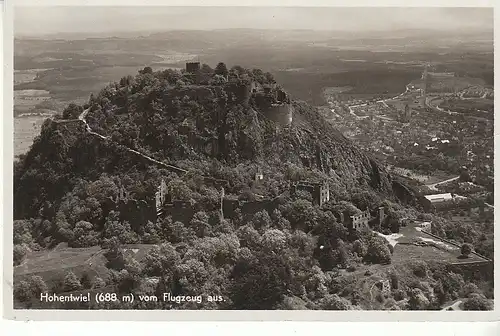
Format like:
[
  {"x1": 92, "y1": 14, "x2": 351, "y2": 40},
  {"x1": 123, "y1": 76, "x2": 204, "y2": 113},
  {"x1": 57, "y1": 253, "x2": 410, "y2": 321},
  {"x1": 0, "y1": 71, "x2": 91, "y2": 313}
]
[
  {"x1": 352, "y1": 239, "x2": 367, "y2": 258},
  {"x1": 91, "y1": 277, "x2": 106, "y2": 289},
  {"x1": 393, "y1": 289, "x2": 407, "y2": 301},
  {"x1": 14, "y1": 280, "x2": 32, "y2": 302},
  {"x1": 408, "y1": 260, "x2": 429, "y2": 278},
  {"x1": 321, "y1": 294, "x2": 352, "y2": 310},
  {"x1": 460, "y1": 243, "x2": 473, "y2": 258},
  {"x1": 389, "y1": 272, "x2": 399, "y2": 290},
  {"x1": 460, "y1": 283, "x2": 480, "y2": 298},
  {"x1": 13, "y1": 245, "x2": 28, "y2": 266},
  {"x1": 365, "y1": 238, "x2": 391, "y2": 264},
  {"x1": 463, "y1": 294, "x2": 492, "y2": 311},
  {"x1": 63, "y1": 271, "x2": 82, "y2": 292}
]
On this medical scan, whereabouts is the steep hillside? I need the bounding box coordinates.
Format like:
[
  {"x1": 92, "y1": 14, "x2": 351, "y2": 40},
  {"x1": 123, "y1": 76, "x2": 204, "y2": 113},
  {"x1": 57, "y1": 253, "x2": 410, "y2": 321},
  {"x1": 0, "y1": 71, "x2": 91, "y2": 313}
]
[
  {"x1": 14, "y1": 64, "x2": 417, "y2": 222},
  {"x1": 80, "y1": 66, "x2": 401, "y2": 197}
]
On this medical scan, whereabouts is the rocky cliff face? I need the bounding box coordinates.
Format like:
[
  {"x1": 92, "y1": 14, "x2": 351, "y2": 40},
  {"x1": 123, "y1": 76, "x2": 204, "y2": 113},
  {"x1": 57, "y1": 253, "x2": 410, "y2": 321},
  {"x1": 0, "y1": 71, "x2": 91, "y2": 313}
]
[{"x1": 255, "y1": 100, "x2": 397, "y2": 198}]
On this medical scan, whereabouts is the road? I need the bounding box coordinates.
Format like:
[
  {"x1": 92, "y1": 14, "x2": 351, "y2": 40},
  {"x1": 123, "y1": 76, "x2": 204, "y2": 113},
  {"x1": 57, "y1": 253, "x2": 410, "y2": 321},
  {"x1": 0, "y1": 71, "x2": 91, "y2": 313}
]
[
  {"x1": 425, "y1": 176, "x2": 460, "y2": 191},
  {"x1": 78, "y1": 108, "x2": 107, "y2": 139},
  {"x1": 425, "y1": 96, "x2": 459, "y2": 115},
  {"x1": 344, "y1": 83, "x2": 413, "y2": 119}
]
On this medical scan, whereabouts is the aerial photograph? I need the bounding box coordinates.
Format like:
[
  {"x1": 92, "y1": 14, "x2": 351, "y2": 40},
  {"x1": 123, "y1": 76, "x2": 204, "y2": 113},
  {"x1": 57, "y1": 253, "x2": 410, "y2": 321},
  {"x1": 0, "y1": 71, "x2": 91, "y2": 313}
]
[{"x1": 12, "y1": 6, "x2": 494, "y2": 311}]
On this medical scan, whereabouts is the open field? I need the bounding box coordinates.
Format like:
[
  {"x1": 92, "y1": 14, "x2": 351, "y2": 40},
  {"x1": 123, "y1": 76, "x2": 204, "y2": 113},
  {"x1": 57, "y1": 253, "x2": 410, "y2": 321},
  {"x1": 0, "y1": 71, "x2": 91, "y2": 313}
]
[
  {"x1": 388, "y1": 166, "x2": 456, "y2": 185},
  {"x1": 14, "y1": 243, "x2": 157, "y2": 284},
  {"x1": 378, "y1": 222, "x2": 490, "y2": 265},
  {"x1": 14, "y1": 116, "x2": 48, "y2": 157},
  {"x1": 426, "y1": 76, "x2": 486, "y2": 93},
  {"x1": 440, "y1": 98, "x2": 494, "y2": 114}
]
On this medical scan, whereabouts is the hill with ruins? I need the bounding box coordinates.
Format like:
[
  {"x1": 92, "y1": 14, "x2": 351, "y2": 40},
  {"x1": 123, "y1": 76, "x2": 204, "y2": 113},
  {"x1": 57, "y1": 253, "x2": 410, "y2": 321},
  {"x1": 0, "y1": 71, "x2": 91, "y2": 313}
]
[
  {"x1": 15, "y1": 62, "x2": 418, "y2": 221},
  {"x1": 13, "y1": 62, "x2": 492, "y2": 311}
]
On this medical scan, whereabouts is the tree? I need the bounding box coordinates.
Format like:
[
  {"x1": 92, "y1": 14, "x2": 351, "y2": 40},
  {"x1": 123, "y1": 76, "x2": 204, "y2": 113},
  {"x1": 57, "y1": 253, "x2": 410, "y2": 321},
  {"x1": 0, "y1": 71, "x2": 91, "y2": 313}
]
[
  {"x1": 29, "y1": 275, "x2": 48, "y2": 299},
  {"x1": 80, "y1": 272, "x2": 92, "y2": 289},
  {"x1": 261, "y1": 229, "x2": 287, "y2": 253},
  {"x1": 71, "y1": 220, "x2": 99, "y2": 247},
  {"x1": 13, "y1": 245, "x2": 28, "y2": 266},
  {"x1": 230, "y1": 65, "x2": 246, "y2": 76},
  {"x1": 62, "y1": 103, "x2": 83, "y2": 120},
  {"x1": 104, "y1": 237, "x2": 127, "y2": 271},
  {"x1": 139, "y1": 66, "x2": 153, "y2": 75},
  {"x1": 463, "y1": 294, "x2": 492, "y2": 311},
  {"x1": 321, "y1": 294, "x2": 352, "y2": 310},
  {"x1": 190, "y1": 211, "x2": 212, "y2": 238},
  {"x1": 143, "y1": 243, "x2": 181, "y2": 276},
  {"x1": 14, "y1": 280, "x2": 33, "y2": 303},
  {"x1": 103, "y1": 212, "x2": 138, "y2": 244},
  {"x1": 91, "y1": 277, "x2": 106, "y2": 289},
  {"x1": 408, "y1": 288, "x2": 430, "y2": 310},
  {"x1": 209, "y1": 74, "x2": 227, "y2": 86},
  {"x1": 249, "y1": 210, "x2": 272, "y2": 232},
  {"x1": 164, "y1": 220, "x2": 196, "y2": 244},
  {"x1": 283, "y1": 199, "x2": 316, "y2": 231},
  {"x1": 230, "y1": 252, "x2": 292, "y2": 309},
  {"x1": 460, "y1": 243, "x2": 473, "y2": 258},
  {"x1": 63, "y1": 271, "x2": 82, "y2": 292},
  {"x1": 143, "y1": 220, "x2": 161, "y2": 244},
  {"x1": 215, "y1": 62, "x2": 228, "y2": 78},
  {"x1": 13, "y1": 219, "x2": 34, "y2": 245},
  {"x1": 238, "y1": 188, "x2": 256, "y2": 202},
  {"x1": 365, "y1": 237, "x2": 391, "y2": 264},
  {"x1": 352, "y1": 239, "x2": 366, "y2": 258},
  {"x1": 459, "y1": 169, "x2": 472, "y2": 182}
]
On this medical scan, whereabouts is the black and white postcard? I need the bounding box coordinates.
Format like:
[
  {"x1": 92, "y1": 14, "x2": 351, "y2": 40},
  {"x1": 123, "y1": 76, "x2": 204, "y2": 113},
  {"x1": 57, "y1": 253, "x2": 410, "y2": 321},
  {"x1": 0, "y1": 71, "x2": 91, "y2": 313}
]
[{"x1": 3, "y1": 0, "x2": 497, "y2": 322}]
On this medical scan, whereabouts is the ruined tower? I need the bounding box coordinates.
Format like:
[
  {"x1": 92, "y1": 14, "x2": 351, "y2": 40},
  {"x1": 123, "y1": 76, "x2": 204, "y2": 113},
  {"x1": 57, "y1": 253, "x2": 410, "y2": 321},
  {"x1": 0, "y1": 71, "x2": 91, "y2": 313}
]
[
  {"x1": 378, "y1": 206, "x2": 385, "y2": 227},
  {"x1": 186, "y1": 62, "x2": 201, "y2": 73},
  {"x1": 155, "y1": 178, "x2": 168, "y2": 217},
  {"x1": 220, "y1": 187, "x2": 225, "y2": 219}
]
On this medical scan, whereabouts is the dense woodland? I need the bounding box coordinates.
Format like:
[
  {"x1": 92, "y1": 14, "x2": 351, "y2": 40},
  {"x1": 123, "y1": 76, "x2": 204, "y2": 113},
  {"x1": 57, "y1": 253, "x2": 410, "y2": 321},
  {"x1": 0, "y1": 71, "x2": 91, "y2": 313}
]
[{"x1": 13, "y1": 63, "x2": 493, "y2": 310}]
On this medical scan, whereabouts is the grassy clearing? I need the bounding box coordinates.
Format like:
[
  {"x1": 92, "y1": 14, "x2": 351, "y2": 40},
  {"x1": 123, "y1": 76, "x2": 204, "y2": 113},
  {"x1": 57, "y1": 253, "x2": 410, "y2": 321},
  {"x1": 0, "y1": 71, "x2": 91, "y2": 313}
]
[{"x1": 14, "y1": 244, "x2": 156, "y2": 284}]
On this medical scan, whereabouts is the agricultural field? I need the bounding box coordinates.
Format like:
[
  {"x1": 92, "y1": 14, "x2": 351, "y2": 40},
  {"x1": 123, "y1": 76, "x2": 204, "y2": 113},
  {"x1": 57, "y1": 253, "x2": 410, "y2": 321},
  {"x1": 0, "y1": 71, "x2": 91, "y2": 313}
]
[{"x1": 426, "y1": 76, "x2": 486, "y2": 93}]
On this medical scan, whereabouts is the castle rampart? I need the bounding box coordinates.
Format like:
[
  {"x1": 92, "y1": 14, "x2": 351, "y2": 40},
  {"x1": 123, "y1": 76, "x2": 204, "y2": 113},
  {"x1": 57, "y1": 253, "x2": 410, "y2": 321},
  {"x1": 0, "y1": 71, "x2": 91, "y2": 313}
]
[
  {"x1": 261, "y1": 103, "x2": 293, "y2": 127},
  {"x1": 223, "y1": 81, "x2": 252, "y2": 106}
]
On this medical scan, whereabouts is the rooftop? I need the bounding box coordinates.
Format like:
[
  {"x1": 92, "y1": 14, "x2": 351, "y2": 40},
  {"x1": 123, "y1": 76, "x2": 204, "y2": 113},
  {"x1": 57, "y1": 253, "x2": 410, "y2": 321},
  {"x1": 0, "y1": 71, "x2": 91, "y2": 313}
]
[{"x1": 424, "y1": 193, "x2": 453, "y2": 202}]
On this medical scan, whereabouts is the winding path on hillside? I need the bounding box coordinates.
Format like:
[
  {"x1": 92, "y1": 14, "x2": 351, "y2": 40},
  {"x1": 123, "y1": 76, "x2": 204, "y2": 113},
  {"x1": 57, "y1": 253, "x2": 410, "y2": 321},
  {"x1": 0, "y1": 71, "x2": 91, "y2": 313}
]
[
  {"x1": 425, "y1": 176, "x2": 460, "y2": 191},
  {"x1": 78, "y1": 108, "x2": 188, "y2": 175}
]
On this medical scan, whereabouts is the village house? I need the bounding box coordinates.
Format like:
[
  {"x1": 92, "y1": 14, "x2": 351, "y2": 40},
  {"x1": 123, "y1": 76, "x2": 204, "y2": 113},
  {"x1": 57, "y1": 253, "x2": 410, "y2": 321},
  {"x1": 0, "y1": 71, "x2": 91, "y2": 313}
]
[{"x1": 422, "y1": 193, "x2": 456, "y2": 212}]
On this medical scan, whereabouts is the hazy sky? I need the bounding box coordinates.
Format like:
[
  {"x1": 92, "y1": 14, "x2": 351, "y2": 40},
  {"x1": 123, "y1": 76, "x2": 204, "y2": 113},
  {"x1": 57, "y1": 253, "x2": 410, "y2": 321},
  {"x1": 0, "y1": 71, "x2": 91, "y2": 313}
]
[{"x1": 15, "y1": 7, "x2": 493, "y2": 37}]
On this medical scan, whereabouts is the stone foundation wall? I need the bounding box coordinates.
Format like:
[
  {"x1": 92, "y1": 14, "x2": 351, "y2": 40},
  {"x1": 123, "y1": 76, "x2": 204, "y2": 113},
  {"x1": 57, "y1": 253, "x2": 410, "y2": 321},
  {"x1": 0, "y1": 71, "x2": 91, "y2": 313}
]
[{"x1": 261, "y1": 103, "x2": 293, "y2": 127}]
